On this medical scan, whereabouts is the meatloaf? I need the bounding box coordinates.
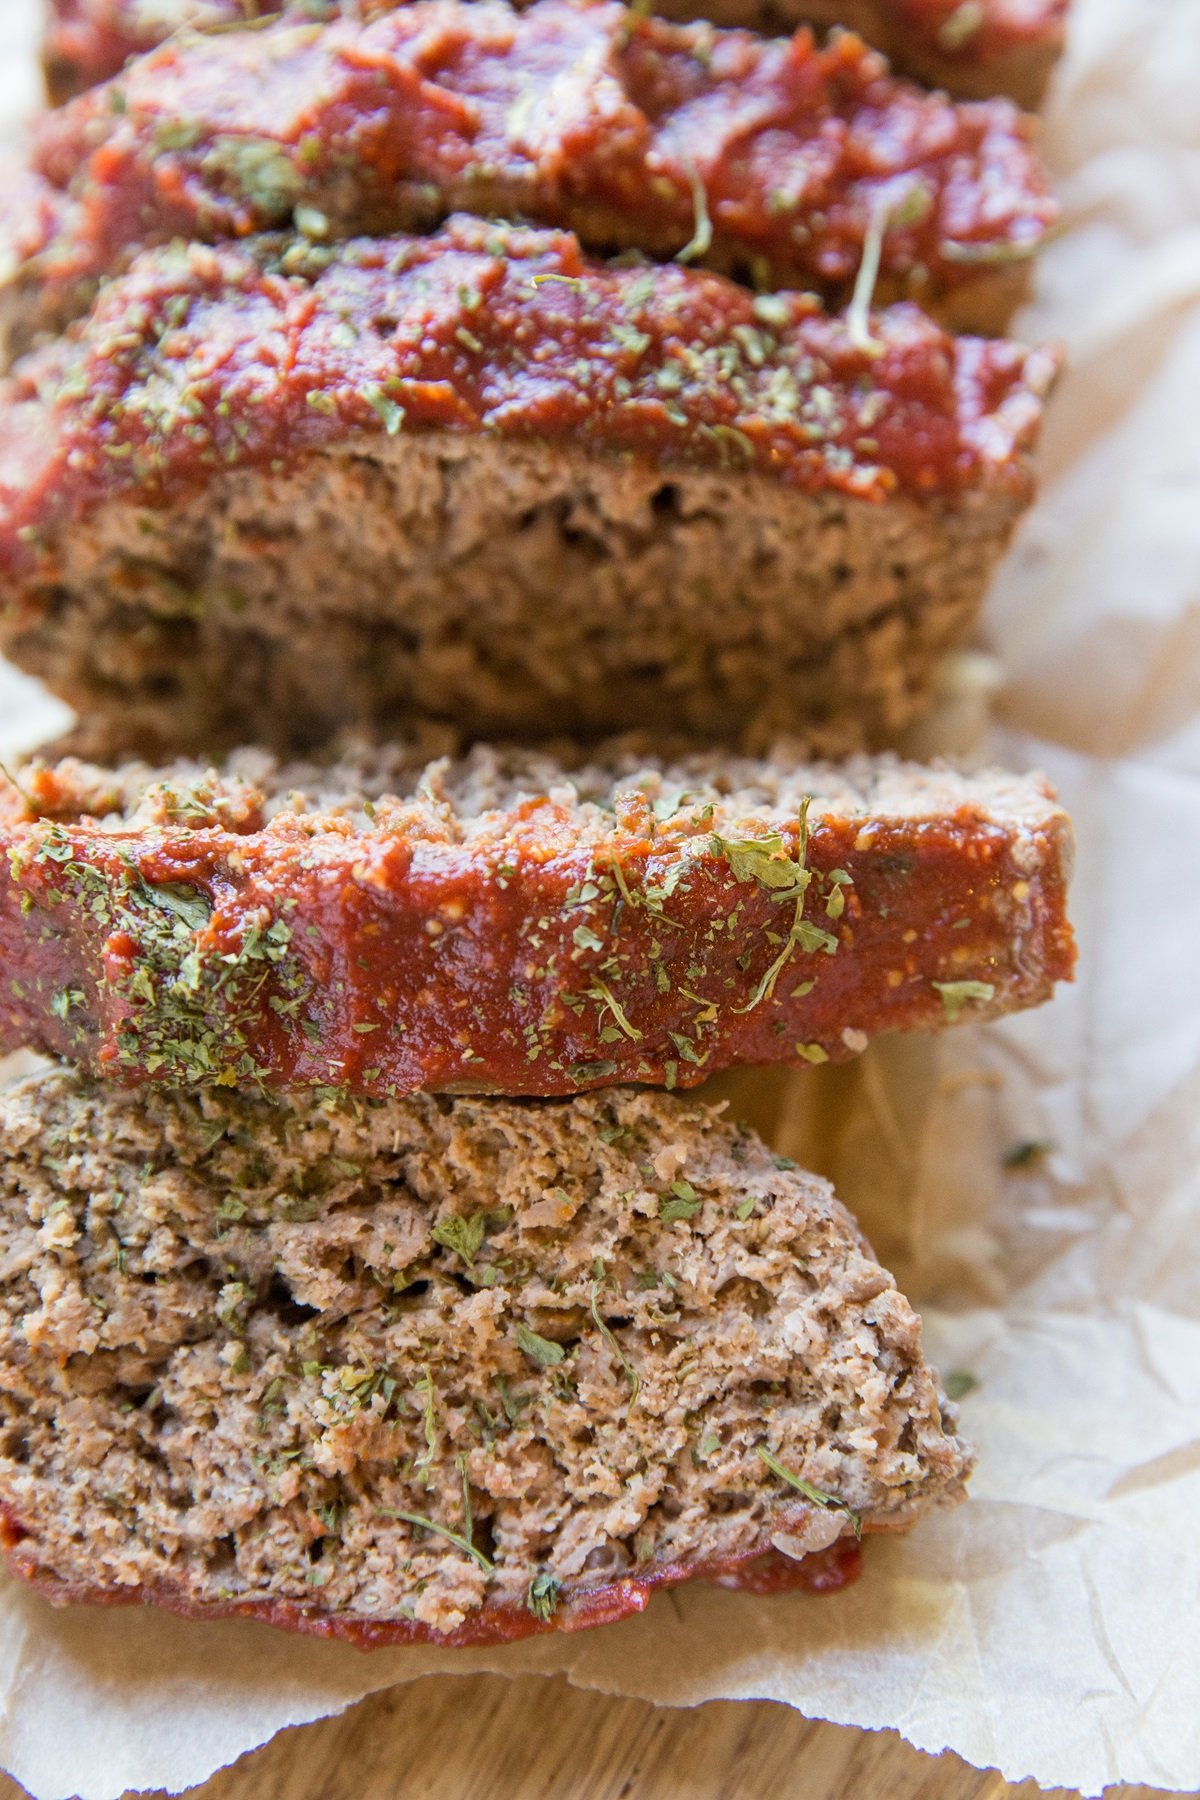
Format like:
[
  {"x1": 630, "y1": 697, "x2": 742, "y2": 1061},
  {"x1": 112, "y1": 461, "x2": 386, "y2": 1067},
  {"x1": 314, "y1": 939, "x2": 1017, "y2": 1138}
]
[
  {"x1": 0, "y1": 1071, "x2": 971, "y2": 1645},
  {"x1": 0, "y1": 738, "x2": 1075, "y2": 1095},
  {"x1": 662, "y1": 1, "x2": 1069, "y2": 109},
  {"x1": 10, "y1": 0, "x2": 1058, "y2": 357},
  {"x1": 42, "y1": 0, "x2": 1067, "y2": 111},
  {"x1": 0, "y1": 222, "x2": 1058, "y2": 758}
]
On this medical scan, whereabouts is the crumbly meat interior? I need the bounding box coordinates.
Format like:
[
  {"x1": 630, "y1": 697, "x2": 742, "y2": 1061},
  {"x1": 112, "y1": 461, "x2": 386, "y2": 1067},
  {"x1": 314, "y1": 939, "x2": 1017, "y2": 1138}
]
[
  {"x1": 1, "y1": 435, "x2": 1021, "y2": 759},
  {"x1": 0, "y1": 1074, "x2": 969, "y2": 1637},
  {"x1": 8, "y1": 735, "x2": 1060, "y2": 852}
]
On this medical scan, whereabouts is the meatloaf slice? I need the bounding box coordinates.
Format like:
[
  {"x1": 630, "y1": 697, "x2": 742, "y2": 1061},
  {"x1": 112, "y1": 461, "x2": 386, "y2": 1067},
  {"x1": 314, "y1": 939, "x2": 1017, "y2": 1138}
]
[
  {"x1": 0, "y1": 223, "x2": 1057, "y2": 759},
  {"x1": 0, "y1": 1072, "x2": 971, "y2": 1646},
  {"x1": 12, "y1": 0, "x2": 1058, "y2": 356},
  {"x1": 42, "y1": 0, "x2": 1067, "y2": 111},
  {"x1": 0, "y1": 737, "x2": 1075, "y2": 1095},
  {"x1": 659, "y1": 1, "x2": 1069, "y2": 110}
]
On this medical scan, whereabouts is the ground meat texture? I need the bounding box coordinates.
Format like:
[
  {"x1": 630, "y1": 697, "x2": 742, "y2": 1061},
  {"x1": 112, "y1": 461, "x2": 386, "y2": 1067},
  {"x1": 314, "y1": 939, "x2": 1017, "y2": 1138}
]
[
  {"x1": 0, "y1": 224, "x2": 1057, "y2": 759},
  {"x1": 11, "y1": 0, "x2": 1059, "y2": 358},
  {"x1": 0, "y1": 1073, "x2": 971, "y2": 1645},
  {"x1": 0, "y1": 738, "x2": 1075, "y2": 1095},
  {"x1": 42, "y1": 0, "x2": 1067, "y2": 111}
]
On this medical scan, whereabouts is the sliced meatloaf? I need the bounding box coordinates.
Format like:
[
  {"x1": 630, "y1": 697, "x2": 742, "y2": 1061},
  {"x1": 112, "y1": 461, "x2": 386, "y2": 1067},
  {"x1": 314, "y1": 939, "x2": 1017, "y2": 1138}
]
[
  {"x1": 0, "y1": 222, "x2": 1058, "y2": 758},
  {"x1": 0, "y1": 737, "x2": 1076, "y2": 1095},
  {"x1": 662, "y1": 1, "x2": 1069, "y2": 109},
  {"x1": 42, "y1": 0, "x2": 1067, "y2": 111},
  {"x1": 0, "y1": 1072, "x2": 971, "y2": 1645},
  {"x1": 11, "y1": 0, "x2": 1058, "y2": 357}
]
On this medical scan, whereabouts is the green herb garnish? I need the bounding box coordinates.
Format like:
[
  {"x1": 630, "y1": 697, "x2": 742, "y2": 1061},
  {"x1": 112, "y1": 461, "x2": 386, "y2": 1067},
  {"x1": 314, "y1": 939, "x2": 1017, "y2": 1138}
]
[
  {"x1": 752, "y1": 293, "x2": 792, "y2": 330},
  {"x1": 940, "y1": 237, "x2": 1039, "y2": 266},
  {"x1": 586, "y1": 978, "x2": 641, "y2": 1041},
  {"x1": 496, "y1": 1375, "x2": 527, "y2": 1426},
  {"x1": 847, "y1": 182, "x2": 932, "y2": 356},
  {"x1": 932, "y1": 979, "x2": 996, "y2": 1021},
  {"x1": 516, "y1": 1324, "x2": 566, "y2": 1367},
  {"x1": 380, "y1": 1508, "x2": 494, "y2": 1574},
  {"x1": 201, "y1": 134, "x2": 302, "y2": 217},
  {"x1": 675, "y1": 160, "x2": 713, "y2": 265},
  {"x1": 659, "y1": 1184, "x2": 701, "y2": 1224},
  {"x1": 589, "y1": 1270, "x2": 641, "y2": 1406},
  {"x1": 412, "y1": 1364, "x2": 438, "y2": 1473},
  {"x1": 145, "y1": 882, "x2": 212, "y2": 931},
  {"x1": 431, "y1": 1210, "x2": 488, "y2": 1266},
  {"x1": 363, "y1": 385, "x2": 405, "y2": 435},
  {"x1": 526, "y1": 1571, "x2": 562, "y2": 1622},
  {"x1": 824, "y1": 870, "x2": 852, "y2": 919},
  {"x1": 711, "y1": 829, "x2": 809, "y2": 897},
  {"x1": 294, "y1": 203, "x2": 329, "y2": 240},
  {"x1": 937, "y1": 1, "x2": 984, "y2": 48},
  {"x1": 568, "y1": 1060, "x2": 618, "y2": 1083},
  {"x1": 756, "y1": 1446, "x2": 862, "y2": 1540}
]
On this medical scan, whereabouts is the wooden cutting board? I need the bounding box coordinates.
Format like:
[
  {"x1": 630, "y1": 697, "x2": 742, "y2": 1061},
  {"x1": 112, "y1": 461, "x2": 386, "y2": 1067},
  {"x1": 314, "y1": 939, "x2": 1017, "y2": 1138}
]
[{"x1": 0, "y1": 1675, "x2": 1160, "y2": 1800}]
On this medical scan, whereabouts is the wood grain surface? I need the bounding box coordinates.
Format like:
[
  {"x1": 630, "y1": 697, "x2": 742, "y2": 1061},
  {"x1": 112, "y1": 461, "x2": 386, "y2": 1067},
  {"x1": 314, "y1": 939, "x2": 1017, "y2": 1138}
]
[{"x1": 0, "y1": 1674, "x2": 1169, "y2": 1800}]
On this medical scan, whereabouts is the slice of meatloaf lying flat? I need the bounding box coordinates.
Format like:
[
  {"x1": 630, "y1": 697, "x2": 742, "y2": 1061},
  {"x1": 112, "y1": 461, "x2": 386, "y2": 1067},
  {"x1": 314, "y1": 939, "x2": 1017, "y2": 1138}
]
[
  {"x1": 42, "y1": 0, "x2": 1067, "y2": 111},
  {"x1": 0, "y1": 738, "x2": 1076, "y2": 1095},
  {"x1": 0, "y1": 1072, "x2": 972, "y2": 1646},
  {"x1": 11, "y1": 0, "x2": 1058, "y2": 357},
  {"x1": 0, "y1": 222, "x2": 1058, "y2": 759},
  {"x1": 661, "y1": 0, "x2": 1069, "y2": 110}
]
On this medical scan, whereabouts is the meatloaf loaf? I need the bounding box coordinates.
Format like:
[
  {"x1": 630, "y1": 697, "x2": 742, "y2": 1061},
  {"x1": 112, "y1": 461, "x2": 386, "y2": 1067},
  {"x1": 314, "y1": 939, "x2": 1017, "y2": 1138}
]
[
  {"x1": 0, "y1": 738, "x2": 1076, "y2": 1095},
  {"x1": 10, "y1": 0, "x2": 1057, "y2": 357},
  {"x1": 0, "y1": 222, "x2": 1058, "y2": 758},
  {"x1": 42, "y1": 0, "x2": 1067, "y2": 111},
  {"x1": 0, "y1": 1072, "x2": 971, "y2": 1645}
]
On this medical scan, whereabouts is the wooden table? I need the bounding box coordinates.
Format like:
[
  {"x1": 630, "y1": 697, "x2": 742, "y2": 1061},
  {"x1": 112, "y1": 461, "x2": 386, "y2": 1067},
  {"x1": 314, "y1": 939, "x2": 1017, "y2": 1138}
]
[{"x1": 0, "y1": 1677, "x2": 1166, "y2": 1800}]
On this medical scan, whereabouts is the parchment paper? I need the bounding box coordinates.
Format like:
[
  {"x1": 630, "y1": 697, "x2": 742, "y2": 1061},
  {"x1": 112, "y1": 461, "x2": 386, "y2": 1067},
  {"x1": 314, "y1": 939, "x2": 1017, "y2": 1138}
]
[{"x1": 0, "y1": 0, "x2": 1198, "y2": 1792}]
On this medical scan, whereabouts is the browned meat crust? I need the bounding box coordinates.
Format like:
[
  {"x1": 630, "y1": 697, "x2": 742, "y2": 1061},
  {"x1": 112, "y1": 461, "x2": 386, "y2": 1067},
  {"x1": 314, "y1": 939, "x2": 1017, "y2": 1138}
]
[
  {"x1": 0, "y1": 1073, "x2": 971, "y2": 1644},
  {"x1": 14, "y1": 0, "x2": 1058, "y2": 354},
  {"x1": 42, "y1": 0, "x2": 1067, "y2": 111},
  {"x1": 0, "y1": 224, "x2": 1058, "y2": 758},
  {"x1": 0, "y1": 740, "x2": 1075, "y2": 1094}
]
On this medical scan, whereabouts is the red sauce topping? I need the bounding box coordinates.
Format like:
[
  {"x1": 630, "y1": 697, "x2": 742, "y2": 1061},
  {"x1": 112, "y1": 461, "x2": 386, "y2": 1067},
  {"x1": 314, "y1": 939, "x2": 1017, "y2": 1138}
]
[
  {"x1": 42, "y1": 0, "x2": 1069, "y2": 103},
  {"x1": 25, "y1": 0, "x2": 1056, "y2": 326},
  {"x1": 885, "y1": 0, "x2": 1068, "y2": 67},
  {"x1": 0, "y1": 771, "x2": 1075, "y2": 1096},
  {"x1": 0, "y1": 218, "x2": 1057, "y2": 580}
]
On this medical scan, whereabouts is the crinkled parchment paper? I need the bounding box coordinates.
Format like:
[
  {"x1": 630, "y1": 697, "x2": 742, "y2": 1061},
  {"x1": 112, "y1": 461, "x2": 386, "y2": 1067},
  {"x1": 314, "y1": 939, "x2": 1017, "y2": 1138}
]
[{"x1": 0, "y1": 0, "x2": 1197, "y2": 1792}]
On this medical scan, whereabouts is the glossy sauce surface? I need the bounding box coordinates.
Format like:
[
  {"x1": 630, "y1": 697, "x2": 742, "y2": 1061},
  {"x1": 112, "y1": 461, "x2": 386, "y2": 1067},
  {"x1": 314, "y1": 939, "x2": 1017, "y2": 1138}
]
[
  {"x1": 25, "y1": 0, "x2": 1056, "y2": 314},
  {"x1": 41, "y1": 0, "x2": 1069, "y2": 101},
  {"x1": 0, "y1": 219, "x2": 1056, "y2": 581},
  {"x1": 0, "y1": 767, "x2": 1075, "y2": 1096}
]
